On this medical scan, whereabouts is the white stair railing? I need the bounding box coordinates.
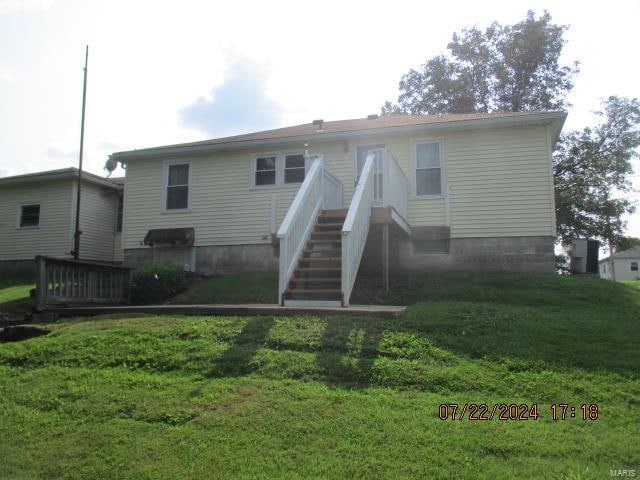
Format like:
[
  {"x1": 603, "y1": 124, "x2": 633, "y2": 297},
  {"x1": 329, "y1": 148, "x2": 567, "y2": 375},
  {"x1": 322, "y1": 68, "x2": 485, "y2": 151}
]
[
  {"x1": 277, "y1": 156, "x2": 342, "y2": 304},
  {"x1": 341, "y1": 154, "x2": 375, "y2": 307},
  {"x1": 382, "y1": 149, "x2": 409, "y2": 220}
]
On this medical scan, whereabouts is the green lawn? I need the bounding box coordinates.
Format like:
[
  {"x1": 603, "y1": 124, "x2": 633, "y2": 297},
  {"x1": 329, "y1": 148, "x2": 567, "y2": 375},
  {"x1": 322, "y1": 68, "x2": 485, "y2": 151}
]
[
  {"x1": 0, "y1": 273, "x2": 639, "y2": 479},
  {"x1": 171, "y1": 272, "x2": 278, "y2": 304},
  {"x1": 0, "y1": 271, "x2": 34, "y2": 315}
]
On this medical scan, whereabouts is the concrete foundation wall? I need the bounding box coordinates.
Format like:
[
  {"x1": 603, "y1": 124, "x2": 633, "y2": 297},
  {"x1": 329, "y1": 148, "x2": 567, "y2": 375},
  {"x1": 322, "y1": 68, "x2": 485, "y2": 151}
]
[
  {"x1": 0, "y1": 258, "x2": 35, "y2": 274},
  {"x1": 124, "y1": 244, "x2": 278, "y2": 275},
  {"x1": 398, "y1": 235, "x2": 555, "y2": 273},
  {"x1": 125, "y1": 235, "x2": 553, "y2": 276}
]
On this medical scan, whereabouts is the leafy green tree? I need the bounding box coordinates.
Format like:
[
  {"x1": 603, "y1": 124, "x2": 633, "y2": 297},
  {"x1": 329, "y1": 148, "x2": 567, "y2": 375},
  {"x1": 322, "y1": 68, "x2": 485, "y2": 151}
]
[
  {"x1": 382, "y1": 10, "x2": 578, "y2": 115},
  {"x1": 554, "y1": 96, "x2": 640, "y2": 279},
  {"x1": 613, "y1": 236, "x2": 640, "y2": 252}
]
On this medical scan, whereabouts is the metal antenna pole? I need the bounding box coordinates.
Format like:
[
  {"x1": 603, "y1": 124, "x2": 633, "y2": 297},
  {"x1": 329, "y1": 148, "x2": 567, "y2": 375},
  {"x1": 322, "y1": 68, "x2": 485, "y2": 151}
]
[{"x1": 73, "y1": 45, "x2": 88, "y2": 260}]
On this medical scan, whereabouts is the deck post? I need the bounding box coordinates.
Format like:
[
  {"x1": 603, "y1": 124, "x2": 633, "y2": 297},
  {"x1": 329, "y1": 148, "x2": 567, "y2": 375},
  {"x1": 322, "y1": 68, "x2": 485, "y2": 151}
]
[
  {"x1": 35, "y1": 255, "x2": 47, "y2": 312},
  {"x1": 382, "y1": 224, "x2": 389, "y2": 293}
]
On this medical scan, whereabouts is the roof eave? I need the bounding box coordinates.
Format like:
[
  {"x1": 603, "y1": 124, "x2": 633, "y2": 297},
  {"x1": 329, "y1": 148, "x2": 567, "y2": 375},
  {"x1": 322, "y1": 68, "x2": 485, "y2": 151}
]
[
  {"x1": 111, "y1": 112, "x2": 568, "y2": 162},
  {"x1": 0, "y1": 169, "x2": 122, "y2": 190}
]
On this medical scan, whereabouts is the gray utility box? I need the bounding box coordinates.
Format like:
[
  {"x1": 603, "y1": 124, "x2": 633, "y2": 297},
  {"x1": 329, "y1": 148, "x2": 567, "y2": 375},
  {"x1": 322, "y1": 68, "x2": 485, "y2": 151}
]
[{"x1": 570, "y1": 239, "x2": 599, "y2": 274}]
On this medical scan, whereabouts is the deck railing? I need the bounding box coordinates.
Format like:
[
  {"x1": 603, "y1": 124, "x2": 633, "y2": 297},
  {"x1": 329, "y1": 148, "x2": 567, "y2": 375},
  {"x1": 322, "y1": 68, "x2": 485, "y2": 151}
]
[
  {"x1": 341, "y1": 154, "x2": 375, "y2": 307},
  {"x1": 382, "y1": 149, "x2": 409, "y2": 220},
  {"x1": 35, "y1": 256, "x2": 131, "y2": 311},
  {"x1": 277, "y1": 156, "x2": 343, "y2": 304}
]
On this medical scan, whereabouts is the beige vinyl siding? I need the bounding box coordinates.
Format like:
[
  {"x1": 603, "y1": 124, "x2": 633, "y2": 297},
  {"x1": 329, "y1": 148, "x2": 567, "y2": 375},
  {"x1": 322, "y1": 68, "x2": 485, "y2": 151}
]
[
  {"x1": 0, "y1": 179, "x2": 73, "y2": 260},
  {"x1": 122, "y1": 123, "x2": 554, "y2": 249},
  {"x1": 76, "y1": 181, "x2": 119, "y2": 261},
  {"x1": 370, "y1": 124, "x2": 553, "y2": 236},
  {"x1": 123, "y1": 154, "x2": 300, "y2": 249},
  {"x1": 113, "y1": 235, "x2": 123, "y2": 262},
  {"x1": 444, "y1": 125, "x2": 553, "y2": 238}
]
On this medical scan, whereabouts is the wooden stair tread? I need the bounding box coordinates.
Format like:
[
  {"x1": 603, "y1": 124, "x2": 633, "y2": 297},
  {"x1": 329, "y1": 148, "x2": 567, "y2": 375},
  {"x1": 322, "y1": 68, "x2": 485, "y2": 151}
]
[
  {"x1": 285, "y1": 289, "x2": 342, "y2": 293},
  {"x1": 295, "y1": 267, "x2": 341, "y2": 272},
  {"x1": 321, "y1": 209, "x2": 347, "y2": 214},
  {"x1": 315, "y1": 223, "x2": 343, "y2": 228},
  {"x1": 290, "y1": 278, "x2": 340, "y2": 283},
  {"x1": 308, "y1": 240, "x2": 341, "y2": 244}
]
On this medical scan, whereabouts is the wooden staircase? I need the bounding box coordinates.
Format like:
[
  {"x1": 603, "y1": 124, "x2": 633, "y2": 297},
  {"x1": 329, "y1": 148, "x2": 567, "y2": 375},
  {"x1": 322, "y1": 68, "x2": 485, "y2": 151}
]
[{"x1": 283, "y1": 209, "x2": 346, "y2": 306}]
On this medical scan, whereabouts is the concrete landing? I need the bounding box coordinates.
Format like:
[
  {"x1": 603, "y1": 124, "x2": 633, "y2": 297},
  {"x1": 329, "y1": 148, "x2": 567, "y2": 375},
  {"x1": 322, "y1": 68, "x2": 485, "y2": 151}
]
[{"x1": 46, "y1": 303, "x2": 406, "y2": 320}]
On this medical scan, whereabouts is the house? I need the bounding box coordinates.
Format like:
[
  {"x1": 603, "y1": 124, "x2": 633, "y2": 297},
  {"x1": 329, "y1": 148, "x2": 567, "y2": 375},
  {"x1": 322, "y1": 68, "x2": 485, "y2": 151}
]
[
  {"x1": 599, "y1": 246, "x2": 640, "y2": 281},
  {"x1": 110, "y1": 111, "x2": 566, "y2": 306},
  {"x1": 0, "y1": 168, "x2": 124, "y2": 272}
]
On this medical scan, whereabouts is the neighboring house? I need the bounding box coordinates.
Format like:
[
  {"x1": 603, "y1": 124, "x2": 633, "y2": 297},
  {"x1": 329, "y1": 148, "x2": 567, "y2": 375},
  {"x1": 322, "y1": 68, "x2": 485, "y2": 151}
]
[
  {"x1": 0, "y1": 168, "x2": 124, "y2": 271},
  {"x1": 110, "y1": 111, "x2": 566, "y2": 306},
  {"x1": 599, "y1": 247, "x2": 640, "y2": 281}
]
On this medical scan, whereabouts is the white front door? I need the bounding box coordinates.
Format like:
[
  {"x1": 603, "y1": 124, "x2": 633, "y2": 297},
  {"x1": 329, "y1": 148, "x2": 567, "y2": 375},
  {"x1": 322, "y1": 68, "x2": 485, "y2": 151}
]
[{"x1": 356, "y1": 144, "x2": 384, "y2": 205}]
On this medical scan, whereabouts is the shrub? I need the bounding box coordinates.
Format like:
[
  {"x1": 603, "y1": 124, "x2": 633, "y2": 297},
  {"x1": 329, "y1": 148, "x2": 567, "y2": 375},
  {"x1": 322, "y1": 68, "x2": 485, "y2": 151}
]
[
  {"x1": 555, "y1": 254, "x2": 570, "y2": 275},
  {"x1": 130, "y1": 262, "x2": 188, "y2": 305}
]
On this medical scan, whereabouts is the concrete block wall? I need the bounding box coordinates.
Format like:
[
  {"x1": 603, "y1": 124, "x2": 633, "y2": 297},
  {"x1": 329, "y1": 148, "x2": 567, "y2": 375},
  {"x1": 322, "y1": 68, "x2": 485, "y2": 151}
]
[{"x1": 123, "y1": 236, "x2": 554, "y2": 276}]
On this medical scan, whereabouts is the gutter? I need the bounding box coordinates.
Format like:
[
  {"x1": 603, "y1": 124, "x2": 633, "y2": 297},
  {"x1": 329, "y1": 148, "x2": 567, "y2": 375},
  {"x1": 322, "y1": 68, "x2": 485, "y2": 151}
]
[{"x1": 111, "y1": 112, "x2": 568, "y2": 162}]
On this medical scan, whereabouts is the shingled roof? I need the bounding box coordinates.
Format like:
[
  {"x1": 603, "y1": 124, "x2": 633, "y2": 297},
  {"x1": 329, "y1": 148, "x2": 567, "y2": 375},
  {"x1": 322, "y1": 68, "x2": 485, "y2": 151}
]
[
  {"x1": 0, "y1": 167, "x2": 123, "y2": 189},
  {"x1": 111, "y1": 111, "x2": 566, "y2": 161}
]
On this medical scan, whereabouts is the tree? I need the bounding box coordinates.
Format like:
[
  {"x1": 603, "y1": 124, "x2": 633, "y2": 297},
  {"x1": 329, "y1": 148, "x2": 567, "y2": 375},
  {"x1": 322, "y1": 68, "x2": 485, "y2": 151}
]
[
  {"x1": 554, "y1": 96, "x2": 640, "y2": 279},
  {"x1": 382, "y1": 10, "x2": 579, "y2": 115}
]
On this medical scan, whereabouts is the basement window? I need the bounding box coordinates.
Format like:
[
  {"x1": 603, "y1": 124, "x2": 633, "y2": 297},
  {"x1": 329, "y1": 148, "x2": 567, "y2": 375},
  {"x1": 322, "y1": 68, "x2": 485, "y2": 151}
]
[
  {"x1": 166, "y1": 163, "x2": 190, "y2": 210},
  {"x1": 19, "y1": 204, "x2": 40, "y2": 228},
  {"x1": 413, "y1": 239, "x2": 449, "y2": 254}
]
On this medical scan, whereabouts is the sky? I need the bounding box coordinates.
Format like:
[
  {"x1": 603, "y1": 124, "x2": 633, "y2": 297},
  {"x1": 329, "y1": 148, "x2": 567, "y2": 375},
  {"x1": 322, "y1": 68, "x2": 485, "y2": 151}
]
[{"x1": 0, "y1": 0, "x2": 638, "y2": 236}]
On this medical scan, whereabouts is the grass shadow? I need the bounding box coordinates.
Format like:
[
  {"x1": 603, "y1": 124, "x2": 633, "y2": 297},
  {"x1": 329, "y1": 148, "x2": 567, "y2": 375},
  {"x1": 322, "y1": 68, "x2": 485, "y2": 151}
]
[
  {"x1": 0, "y1": 273, "x2": 35, "y2": 316},
  {"x1": 208, "y1": 316, "x2": 275, "y2": 377},
  {"x1": 315, "y1": 317, "x2": 384, "y2": 388}
]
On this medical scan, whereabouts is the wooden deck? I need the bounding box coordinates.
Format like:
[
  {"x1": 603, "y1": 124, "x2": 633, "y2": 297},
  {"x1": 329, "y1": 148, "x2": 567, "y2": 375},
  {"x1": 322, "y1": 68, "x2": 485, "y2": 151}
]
[{"x1": 46, "y1": 303, "x2": 406, "y2": 319}]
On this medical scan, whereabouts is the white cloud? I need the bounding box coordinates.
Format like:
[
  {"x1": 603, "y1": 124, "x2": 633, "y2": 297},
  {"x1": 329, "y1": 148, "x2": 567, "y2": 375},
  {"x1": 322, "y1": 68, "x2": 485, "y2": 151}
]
[
  {"x1": 0, "y1": 0, "x2": 54, "y2": 13},
  {"x1": 179, "y1": 55, "x2": 283, "y2": 138}
]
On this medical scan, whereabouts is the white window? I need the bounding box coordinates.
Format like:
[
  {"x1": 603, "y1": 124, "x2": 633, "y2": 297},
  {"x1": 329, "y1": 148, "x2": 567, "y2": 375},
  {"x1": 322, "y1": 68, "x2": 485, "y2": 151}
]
[
  {"x1": 284, "y1": 154, "x2": 306, "y2": 184},
  {"x1": 255, "y1": 156, "x2": 277, "y2": 186},
  {"x1": 631, "y1": 262, "x2": 639, "y2": 272},
  {"x1": 252, "y1": 152, "x2": 311, "y2": 188},
  {"x1": 19, "y1": 204, "x2": 40, "y2": 228},
  {"x1": 166, "y1": 163, "x2": 190, "y2": 210},
  {"x1": 414, "y1": 141, "x2": 442, "y2": 196}
]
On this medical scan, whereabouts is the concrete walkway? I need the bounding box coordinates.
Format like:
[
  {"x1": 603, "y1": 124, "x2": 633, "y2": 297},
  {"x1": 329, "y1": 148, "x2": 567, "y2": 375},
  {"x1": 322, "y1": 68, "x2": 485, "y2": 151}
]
[{"x1": 46, "y1": 303, "x2": 406, "y2": 319}]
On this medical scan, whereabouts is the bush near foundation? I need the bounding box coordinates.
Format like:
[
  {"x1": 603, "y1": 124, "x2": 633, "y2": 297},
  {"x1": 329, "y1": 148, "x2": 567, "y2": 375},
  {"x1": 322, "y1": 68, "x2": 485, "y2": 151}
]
[{"x1": 130, "y1": 262, "x2": 188, "y2": 305}]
